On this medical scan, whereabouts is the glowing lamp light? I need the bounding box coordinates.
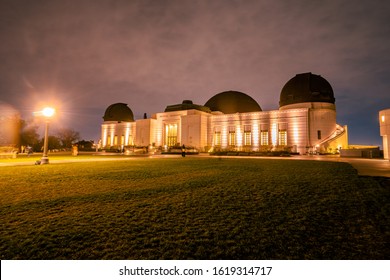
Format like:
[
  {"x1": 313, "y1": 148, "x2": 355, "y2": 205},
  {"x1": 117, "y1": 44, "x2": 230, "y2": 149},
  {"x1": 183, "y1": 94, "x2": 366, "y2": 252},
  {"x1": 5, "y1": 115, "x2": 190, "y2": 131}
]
[
  {"x1": 42, "y1": 107, "x2": 55, "y2": 118},
  {"x1": 381, "y1": 115, "x2": 385, "y2": 123}
]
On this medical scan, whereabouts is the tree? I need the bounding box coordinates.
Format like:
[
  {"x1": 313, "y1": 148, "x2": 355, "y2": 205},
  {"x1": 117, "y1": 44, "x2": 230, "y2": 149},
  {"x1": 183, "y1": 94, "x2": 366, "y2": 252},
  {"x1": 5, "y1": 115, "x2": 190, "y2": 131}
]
[
  {"x1": 19, "y1": 120, "x2": 40, "y2": 150},
  {"x1": 33, "y1": 135, "x2": 62, "y2": 152},
  {"x1": 47, "y1": 135, "x2": 62, "y2": 150},
  {"x1": 76, "y1": 140, "x2": 94, "y2": 151},
  {"x1": 56, "y1": 128, "x2": 80, "y2": 149}
]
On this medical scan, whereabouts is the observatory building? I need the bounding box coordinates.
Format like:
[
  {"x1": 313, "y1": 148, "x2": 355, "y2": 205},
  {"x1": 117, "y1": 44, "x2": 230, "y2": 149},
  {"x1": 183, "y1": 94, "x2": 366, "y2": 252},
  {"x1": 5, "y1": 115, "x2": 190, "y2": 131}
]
[
  {"x1": 379, "y1": 109, "x2": 390, "y2": 160},
  {"x1": 101, "y1": 73, "x2": 349, "y2": 154}
]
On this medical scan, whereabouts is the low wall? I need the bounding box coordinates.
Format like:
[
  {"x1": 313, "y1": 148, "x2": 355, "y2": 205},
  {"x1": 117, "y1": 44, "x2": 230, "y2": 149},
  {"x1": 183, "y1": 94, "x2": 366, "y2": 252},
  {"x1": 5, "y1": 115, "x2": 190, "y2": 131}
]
[{"x1": 340, "y1": 147, "x2": 381, "y2": 158}]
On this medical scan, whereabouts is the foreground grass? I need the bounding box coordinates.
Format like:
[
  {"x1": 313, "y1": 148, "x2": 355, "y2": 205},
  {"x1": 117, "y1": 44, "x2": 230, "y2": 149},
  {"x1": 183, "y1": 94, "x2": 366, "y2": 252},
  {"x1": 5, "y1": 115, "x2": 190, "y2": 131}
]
[{"x1": 0, "y1": 157, "x2": 388, "y2": 259}]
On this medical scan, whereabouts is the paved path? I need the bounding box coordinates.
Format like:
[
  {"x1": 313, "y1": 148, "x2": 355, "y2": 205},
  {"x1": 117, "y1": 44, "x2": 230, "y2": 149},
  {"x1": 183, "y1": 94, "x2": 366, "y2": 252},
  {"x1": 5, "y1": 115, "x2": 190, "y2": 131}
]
[
  {"x1": 336, "y1": 158, "x2": 390, "y2": 178},
  {"x1": 294, "y1": 156, "x2": 390, "y2": 178}
]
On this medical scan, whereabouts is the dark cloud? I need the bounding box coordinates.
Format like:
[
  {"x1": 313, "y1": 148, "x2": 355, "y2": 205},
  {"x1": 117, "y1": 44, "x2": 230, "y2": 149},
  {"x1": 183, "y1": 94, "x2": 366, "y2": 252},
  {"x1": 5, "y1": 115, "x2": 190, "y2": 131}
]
[{"x1": 0, "y1": 0, "x2": 389, "y2": 145}]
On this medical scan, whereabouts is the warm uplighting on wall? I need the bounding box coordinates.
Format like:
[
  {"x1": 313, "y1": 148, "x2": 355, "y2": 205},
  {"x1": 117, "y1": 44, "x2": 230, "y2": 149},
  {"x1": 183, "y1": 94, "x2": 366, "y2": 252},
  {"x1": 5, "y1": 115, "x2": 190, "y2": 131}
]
[
  {"x1": 110, "y1": 130, "x2": 115, "y2": 146},
  {"x1": 236, "y1": 125, "x2": 243, "y2": 148},
  {"x1": 291, "y1": 121, "x2": 299, "y2": 145},
  {"x1": 102, "y1": 127, "x2": 108, "y2": 146},
  {"x1": 125, "y1": 124, "x2": 132, "y2": 145},
  {"x1": 252, "y1": 123, "x2": 259, "y2": 148},
  {"x1": 155, "y1": 122, "x2": 163, "y2": 146},
  {"x1": 221, "y1": 125, "x2": 228, "y2": 148},
  {"x1": 382, "y1": 115, "x2": 385, "y2": 123},
  {"x1": 271, "y1": 122, "x2": 278, "y2": 146}
]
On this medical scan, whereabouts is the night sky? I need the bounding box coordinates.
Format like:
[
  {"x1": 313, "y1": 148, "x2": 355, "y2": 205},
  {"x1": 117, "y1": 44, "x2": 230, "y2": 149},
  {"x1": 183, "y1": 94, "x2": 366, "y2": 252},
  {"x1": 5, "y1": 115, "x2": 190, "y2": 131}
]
[{"x1": 0, "y1": 0, "x2": 389, "y2": 147}]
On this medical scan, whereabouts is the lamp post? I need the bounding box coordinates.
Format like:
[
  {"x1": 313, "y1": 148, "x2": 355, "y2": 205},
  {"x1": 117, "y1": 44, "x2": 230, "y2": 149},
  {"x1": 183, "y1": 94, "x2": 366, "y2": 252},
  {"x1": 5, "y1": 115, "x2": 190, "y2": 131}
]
[{"x1": 40, "y1": 107, "x2": 55, "y2": 164}]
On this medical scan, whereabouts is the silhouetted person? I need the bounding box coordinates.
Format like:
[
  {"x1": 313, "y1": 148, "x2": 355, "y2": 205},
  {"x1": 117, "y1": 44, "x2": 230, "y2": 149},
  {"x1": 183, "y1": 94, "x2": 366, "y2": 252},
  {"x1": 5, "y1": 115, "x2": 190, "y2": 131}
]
[{"x1": 181, "y1": 145, "x2": 186, "y2": 157}]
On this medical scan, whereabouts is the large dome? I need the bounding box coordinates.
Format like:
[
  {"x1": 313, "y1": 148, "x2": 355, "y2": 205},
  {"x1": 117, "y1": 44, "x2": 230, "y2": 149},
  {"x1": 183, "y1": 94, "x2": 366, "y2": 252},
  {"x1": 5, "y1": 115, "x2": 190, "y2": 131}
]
[
  {"x1": 279, "y1": 73, "x2": 335, "y2": 108},
  {"x1": 103, "y1": 103, "x2": 134, "y2": 122},
  {"x1": 205, "y1": 90, "x2": 262, "y2": 114}
]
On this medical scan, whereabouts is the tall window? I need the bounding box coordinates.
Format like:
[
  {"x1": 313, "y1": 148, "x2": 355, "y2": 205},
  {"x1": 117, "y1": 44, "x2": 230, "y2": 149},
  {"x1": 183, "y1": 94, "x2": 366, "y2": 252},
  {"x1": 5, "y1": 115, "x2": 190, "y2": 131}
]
[
  {"x1": 244, "y1": 125, "x2": 251, "y2": 146},
  {"x1": 165, "y1": 124, "x2": 178, "y2": 147},
  {"x1": 278, "y1": 129, "x2": 287, "y2": 146},
  {"x1": 228, "y1": 126, "x2": 236, "y2": 146},
  {"x1": 317, "y1": 130, "x2": 322, "y2": 140},
  {"x1": 128, "y1": 135, "x2": 133, "y2": 146},
  {"x1": 261, "y1": 130, "x2": 269, "y2": 145},
  {"x1": 214, "y1": 132, "x2": 221, "y2": 146},
  {"x1": 214, "y1": 127, "x2": 221, "y2": 146}
]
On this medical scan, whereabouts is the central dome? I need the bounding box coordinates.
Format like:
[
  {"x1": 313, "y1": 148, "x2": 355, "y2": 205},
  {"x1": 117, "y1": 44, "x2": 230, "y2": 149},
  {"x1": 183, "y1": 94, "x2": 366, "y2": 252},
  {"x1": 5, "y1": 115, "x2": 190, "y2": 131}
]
[
  {"x1": 103, "y1": 103, "x2": 134, "y2": 122},
  {"x1": 205, "y1": 91, "x2": 262, "y2": 114}
]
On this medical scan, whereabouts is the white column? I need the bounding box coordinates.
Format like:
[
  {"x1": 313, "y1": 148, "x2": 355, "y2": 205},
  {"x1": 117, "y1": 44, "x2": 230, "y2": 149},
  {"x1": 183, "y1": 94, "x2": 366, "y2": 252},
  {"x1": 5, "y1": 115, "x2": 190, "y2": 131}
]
[{"x1": 379, "y1": 109, "x2": 390, "y2": 160}]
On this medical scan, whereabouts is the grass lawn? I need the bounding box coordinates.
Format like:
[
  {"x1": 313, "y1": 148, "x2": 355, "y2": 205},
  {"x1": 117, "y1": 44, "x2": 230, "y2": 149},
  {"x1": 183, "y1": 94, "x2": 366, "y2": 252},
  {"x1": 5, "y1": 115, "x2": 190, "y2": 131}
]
[
  {"x1": 0, "y1": 157, "x2": 388, "y2": 259},
  {"x1": 0, "y1": 152, "x2": 124, "y2": 163}
]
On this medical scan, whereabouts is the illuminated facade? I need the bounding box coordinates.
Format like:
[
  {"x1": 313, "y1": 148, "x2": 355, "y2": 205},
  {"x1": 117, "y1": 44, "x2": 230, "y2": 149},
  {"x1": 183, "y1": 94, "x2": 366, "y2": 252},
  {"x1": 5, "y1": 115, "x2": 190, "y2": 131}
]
[
  {"x1": 379, "y1": 109, "x2": 390, "y2": 160},
  {"x1": 101, "y1": 73, "x2": 349, "y2": 154}
]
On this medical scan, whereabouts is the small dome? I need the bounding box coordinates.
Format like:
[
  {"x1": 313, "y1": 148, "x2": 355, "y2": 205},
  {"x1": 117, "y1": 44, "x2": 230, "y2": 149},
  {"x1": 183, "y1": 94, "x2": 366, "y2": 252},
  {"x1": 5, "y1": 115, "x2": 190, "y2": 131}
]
[
  {"x1": 164, "y1": 100, "x2": 211, "y2": 113},
  {"x1": 103, "y1": 103, "x2": 134, "y2": 122},
  {"x1": 205, "y1": 91, "x2": 262, "y2": 114},
  {"x1": 279, "y1": 73, "x2": 335, "y2": 108}
]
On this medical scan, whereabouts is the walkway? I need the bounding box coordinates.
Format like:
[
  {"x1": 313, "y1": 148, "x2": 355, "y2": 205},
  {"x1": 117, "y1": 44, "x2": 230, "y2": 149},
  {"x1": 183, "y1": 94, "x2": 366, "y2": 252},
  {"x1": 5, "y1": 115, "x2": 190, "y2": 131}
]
[
  {"x1": 339, "y1": 158, "x2": 390, "y2": 177},
  {"x1": 296, "y1": 155, "x2": 390, "y2": 178}
]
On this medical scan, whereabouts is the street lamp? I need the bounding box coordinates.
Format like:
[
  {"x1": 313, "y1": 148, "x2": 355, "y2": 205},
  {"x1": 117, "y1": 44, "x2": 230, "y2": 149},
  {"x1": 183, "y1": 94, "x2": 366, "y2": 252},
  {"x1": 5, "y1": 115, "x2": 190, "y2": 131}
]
[{"x1": 40, "y1": 107, "x2": 55, "y2": 164}]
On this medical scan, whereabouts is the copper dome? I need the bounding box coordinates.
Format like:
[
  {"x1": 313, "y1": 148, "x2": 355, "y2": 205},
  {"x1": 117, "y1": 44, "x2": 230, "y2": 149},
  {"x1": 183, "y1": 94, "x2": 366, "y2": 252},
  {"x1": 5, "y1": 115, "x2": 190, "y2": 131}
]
[
  {"x1": 103, "y1": 103, "x2": 134, "y2": 122},
  {"x1": 279, "y1": 73, "x2": 335, "y2": 107},
  {"x1": 205, "y1": 91, "x2": 262, "y2": 114}
]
